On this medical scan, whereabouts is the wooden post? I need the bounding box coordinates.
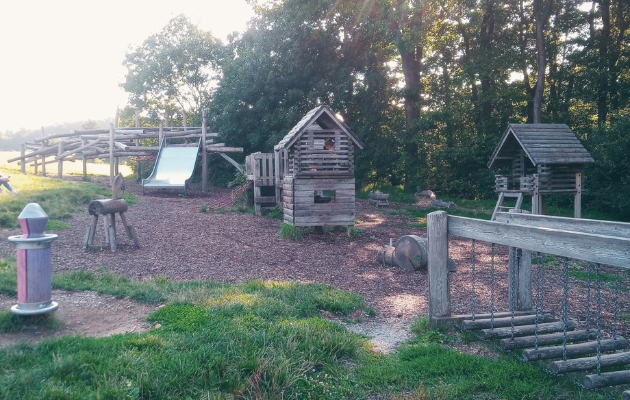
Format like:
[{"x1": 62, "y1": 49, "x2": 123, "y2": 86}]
[
  {"x1": 114, "y1": 106, "x2": 120, "y2": 128},
  {"x1": 20, "y1": 144, "x2": 25, "y2": 174},
  {"x1": 428, "y1": 211, "x2": 450, "y2": 324},
  {"x1": 158, "y1": 122, "x2": 164, "y2": 147},
  {"x1": 574, "y1": 172, "x2": 582, "y2": 218},
  {"x1": 109, "y1": 123, "x2": 115, "y2": 185},
  {"x1": 202, "y1": 110, "x2": 208, "y2": 192},
  {"x1": 182, "y1": 110, "x2": 187, "y2": 130},
  {"x1": 254, "y1": 157, "x2": 262, "y2": 215},
  {"x1": 164, "y1": 111, "x2": 169, "y2": 128},
  {"x1": 57, "y1": 142, "x2": 63, "y2": 179},
  {"x1": 509, "y1": 248, "x2": 532, "y2": 311},
  {"x1": 135, "y1": 109, "x2": 140, "y2": 128},
  {"x1": 82, "y1": 139, "x2": 87, "y2": 178}
]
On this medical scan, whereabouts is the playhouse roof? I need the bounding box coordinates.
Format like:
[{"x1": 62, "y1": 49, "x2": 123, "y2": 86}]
[
  {"x1": 274, "y1": 105, "x2": 364, "y2": 151},
  {"x1": 488, "y1": 123, "x2": 594, "y2": 168}
]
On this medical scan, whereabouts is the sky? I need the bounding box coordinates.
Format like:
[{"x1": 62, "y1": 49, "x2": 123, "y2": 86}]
[{"x1": 0, "y1": 0, "x2": 254, "y2": 133}]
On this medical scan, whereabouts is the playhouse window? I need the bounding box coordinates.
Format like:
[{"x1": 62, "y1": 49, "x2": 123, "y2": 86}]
[
  {"x1": 314, "y1": 190, "x2": 335, "y2": 203},
  {"x1": 313, "y1": 138, "x2": 335, "y2": 150}
]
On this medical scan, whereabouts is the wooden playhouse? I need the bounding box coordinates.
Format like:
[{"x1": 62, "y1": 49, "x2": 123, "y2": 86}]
[
  {"x1": 488, "y1": 123, "x2": 594, "y2": 218},
  {"x1": 246, "y1": 105, "x2": 364, "y2": 230}
]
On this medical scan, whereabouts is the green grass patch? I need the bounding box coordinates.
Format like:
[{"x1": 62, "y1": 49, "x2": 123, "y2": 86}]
[
  {"x1": 356, "y1": 183, "x2": 417, "y2": 204},
  {"x1": 0, "y1": 173, "x2": 137, "y2": 228},
  {"x1": 262, "y1": 205, "x2": 283, "y2": 220},
  {"x1": 0, "y1": 264, "x2": 607, "y2": 399},
  {"x1": 279, "y1": 223, "x2": 303, "y2": 240},
  {"x1": 44, "y1": 220, "x2": 72, "y2": 230},
  {"x1": 0, "y1": 310, "x2": 65, "y2": 333}
]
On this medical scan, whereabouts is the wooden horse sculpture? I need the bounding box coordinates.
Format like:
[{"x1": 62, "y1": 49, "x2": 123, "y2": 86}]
[{"x1": 84, "y1": 173, "x2": 140, "y2": 252}]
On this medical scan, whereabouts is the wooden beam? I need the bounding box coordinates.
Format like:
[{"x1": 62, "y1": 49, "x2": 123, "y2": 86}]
[
  {"x1": 551, "y1": 350, "x2": 630, "y2": 374},
  {"x1": 481, "y1": 321, "x2": 576, "y2": 339},
  {"x1": 218, "y1": 152, "x2": 244, "y2": 174},
  {"x1": 206, "y1": 146, "x2": 243, "y2": 153},
  {"x1": 461, "y1": 314, "x2": 553, "y2": 330},
  {"x1": 524, "y1": 337, "x2": 628, "y2": 361},
  {"x1": 428, "y1": 211, "x2": 450, "y2": 323},
  {"x1": 448, "y1": 216, "x2": 630, "y2": 269},
  {"x1": 201, "y1": 111, "x2": 208, "y2": 193},
  {"x1": 500, "y1": 330, "x2": 597, "y2": 350},
  {"x1": 584, "y1": 370, "x2": 630, "y2": 389}
]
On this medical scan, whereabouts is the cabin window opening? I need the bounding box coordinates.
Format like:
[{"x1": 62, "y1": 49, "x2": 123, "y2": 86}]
[{"x1": 314, "y1": 190, "x2": 335, "y2": 203}]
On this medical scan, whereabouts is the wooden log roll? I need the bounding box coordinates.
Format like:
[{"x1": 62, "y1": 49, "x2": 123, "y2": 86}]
[
  {"x1": 482, "y1": 321, "x2": 576, "y2": 340},
  {"x1": 377, "y1": 246, "x2": 395, "y2": 266},
  {"x1": 462, "y1": 314, "x2": 554, "y2": 330},
  {"x1": 88, "y1": 199, "x2": 128, "y2": 215},
  {"x1": 500, "y1": 330, "x2": 597, "y2": 350},
  {"x1": 551, "y1": 351, "x2": 630, "y2": 374},
  {"x1": 623, "y1": 390, "x2": 630, "y2": 400},
  {"x1": 584, "y1": 370, "x2": 630, "y2": 389},
  {"x1": 523, "y1": 337, "x2": 628, "y2": 361}
]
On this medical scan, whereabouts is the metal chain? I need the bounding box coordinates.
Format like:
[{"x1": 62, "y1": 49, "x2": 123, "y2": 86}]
[
  {"x1": 490, "y1": 243, "x2": 495, "y2": 329},
  {"x1": 562, "y1": 257, "x2": 569, "y2": 361},
  {"x1": 471, "y1": 239, "x2": 476, "y2": 321},
  {"x1": 614, "y1": 267, "x2": 620, "y2": 340},
  {"x1": 596, "y1": 263, "x2": 602, "y2": 375},
  {"x1": 510, "y1": 247, "x2": 516, "y2": 341},
  {"x1": 586, "y1": 262, "x2": 592, "y2": 331}
]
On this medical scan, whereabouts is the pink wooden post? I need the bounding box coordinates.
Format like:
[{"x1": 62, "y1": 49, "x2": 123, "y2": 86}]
[{"x1": 8, "y1": 203, "x2": 58, "y2": 315}]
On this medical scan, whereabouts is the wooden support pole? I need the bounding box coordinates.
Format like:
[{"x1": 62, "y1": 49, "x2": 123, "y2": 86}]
[
  {"x1": 158, "y1": 122, "x2": 164, "y2": 147},
  {"x1": 584, "y1": 370, "x2": 630, "y2": 389},
  {"x1": 524, "y1": 337, "x2": 628, "y2": 361},
  {"x1": 82, "y1": 139, "x2": 87, "y2": 178},
  {"x1": 135, "y1": 109, "x2": 140, "y2": 128},
  {"x1": 57, "y1": 142, "x2": 63, "y2": 178},
  {"x1": 109, "y1": 214, "x2": 117, "y2": 252},
  {"x1": 202, "y1": 110, "x2": 208, "y2": 193},
  {"x1": 182, "y1": 110, "x2": 187, "y2": 129},
  {"x1": 115, "y1": 106, "x2": 120, "y2": 128},
  {"x1": 109, "y1": 123, "x2": 115, "y2": 185},
  {"x1": 103, "y1": 214, "x2": 110, "y2": 244},
  {"x1": 500, "y1": 330, "x2": 597, "y2": 350},
  {"x1": 20, "y1": 144, "x2": 25, "y2": 174},
  {"x1": 428, "y1": 211, "x2": 450, "y2": 324},
  {"x1": 575, "y1": 172, "x2": 582, "y2": 218},
  {"x1": 509, "y1": 248, "x2": 532, "y2": 311}
]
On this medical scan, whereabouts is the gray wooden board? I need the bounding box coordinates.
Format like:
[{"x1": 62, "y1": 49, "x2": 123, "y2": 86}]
[
  {"x1": 447, "y1": 216, "x2": 630, "y2": 268},
  {"x1": 493, "y1": 212, "x2": 630, "y2": 238},
  {"x1": 294, "y1": 215, "x2": 355, "y2": 224}
]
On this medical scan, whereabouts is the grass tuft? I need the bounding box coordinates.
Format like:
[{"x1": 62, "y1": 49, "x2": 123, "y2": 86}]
[{"x1": 278, "y1": 223, "x2": 302, "y2": 241}]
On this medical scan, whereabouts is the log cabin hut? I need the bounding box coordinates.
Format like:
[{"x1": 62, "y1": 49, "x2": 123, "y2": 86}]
[
  {"x1": 246, "y1": 106, "x2": 364, "y2": 230},
  {"x1": 488, "y1": 124, "x2": 594, "y2": 218}
]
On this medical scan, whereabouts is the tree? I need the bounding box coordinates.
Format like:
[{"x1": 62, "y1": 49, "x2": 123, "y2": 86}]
[{"x1": 121, "y1": 15, "x2": 223, "y2": 120}]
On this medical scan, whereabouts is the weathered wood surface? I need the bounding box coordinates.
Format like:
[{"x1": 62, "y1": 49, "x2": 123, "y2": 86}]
[
  {"x1": 584, "y1": 370, "x2": 630, "y2": 389},
  {"x1": 393, "y1": 235, "x2": 428, "y2": 271},
  {"x1": 428, "y1": 211, "x2": 450, "y2": 321},
  {"x1": 462, "y1": 314, "x2": 554, "y2": 330},
  {"x1": 431, "y1": 311, "x2": 535, "y2": 326},
  {"x1": 88, "y1": 199, "x2": 128, "y2": 215},
  {"x1": 551, "y1": 351, "x2": 630, "y2": 374},
  {"x1": 481, "y1": 321, "x2": 576, "y2": 339},
  {"x1": 500, "y1": 330, "x2": 597, "y2": 350},
  {"x1": 494, "y1": 212, "x2": 630, "y2": 238},
  {"x1": 447, "y1": 216, "x2": 630, "y2": 269},
  {"x1": 523, "y1": 337, "x2": 628, "y2": 361}
]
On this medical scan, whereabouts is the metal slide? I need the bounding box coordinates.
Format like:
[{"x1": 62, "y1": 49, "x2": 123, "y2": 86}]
[{"x1": 142, "y1": 139, "x2": 201, "y2": 191}]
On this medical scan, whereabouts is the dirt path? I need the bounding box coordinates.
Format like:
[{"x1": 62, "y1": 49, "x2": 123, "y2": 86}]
[{"x1": 0, "y1": 177, "x2": 627, "y2": 352}]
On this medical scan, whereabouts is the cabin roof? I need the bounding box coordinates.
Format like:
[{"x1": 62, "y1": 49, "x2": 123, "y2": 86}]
[
  {"x1": 488, "y1": 124, "x2": 594, "y2": 168},
  {"x1": 274, "y1": 105, "x2": 365, "y2": 151}
]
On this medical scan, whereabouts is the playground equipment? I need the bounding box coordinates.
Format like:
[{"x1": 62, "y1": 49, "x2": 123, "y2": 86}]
[
  {"x1": 141, "y1": 138, "x2": 201, "y2": 193},
  {"x1": 7, "y1": 203, "x2": 58, "y2": 315},
  {"x1": 84, "y1": 173, "x2": 139, "y2": 252},
  {"x1": 488, "y1": 124, "x2": 594, "y2": 219},
  {"x1": 427, "y1": 210, "x2": 630, "y2": 391},
  {"x1": 368, "y1": 191, "x2": 389, "y2": 207},
  {"x1": 377, "y1": 234, "x2": 456, "y2": 272},
  {"x1": 245, "y1": 106, "x2": 364, "y2": 232},
  {"x1": 7, "y1": 109, "x2": 242, "y2": 191}
]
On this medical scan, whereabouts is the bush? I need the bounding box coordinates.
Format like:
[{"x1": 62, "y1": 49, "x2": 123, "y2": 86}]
[{"x1": 278, "y1": 223, "x2": 302, "y2": 240}]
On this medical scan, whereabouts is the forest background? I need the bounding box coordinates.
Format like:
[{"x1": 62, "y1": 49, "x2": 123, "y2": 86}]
[{"x1": 1, "y1": 0, "x2": 629, "y2": 220}]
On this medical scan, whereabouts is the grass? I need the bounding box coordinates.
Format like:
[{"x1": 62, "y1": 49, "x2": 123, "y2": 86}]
[
  {"x1": 0, "y1": 311, "x2": 65, "y2": 334},
  {"x1": 0, "y1": 261, "x2": 605, "y2": 399},
  {"x1": 279, "y1": 223, "x2": 303, "y2": 240},
  {"x1": 0, "y1": 170, "x2": 137, "y2": 229}
]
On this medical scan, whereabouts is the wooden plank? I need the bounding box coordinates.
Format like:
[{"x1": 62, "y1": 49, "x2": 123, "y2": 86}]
[
  {"x1": 428, "y1": 211, "x2": 450, "y2": 322},
  {"x1": 481, "y1": 321, "x2": 576, "y2": 339},
  {"x1": 462, "y1": 314, "x2": 553, "y2": 330},
  {"x1": 524, "y1": 337, "x2": 628, "y2": 361},
  {"x1": 584, "y1": 370, "x2": 630, "y2": 389},
  {"x1": 551, "y1": 350, "x2": 630, "y2": 374},
  {"x1": 493, "y1": 212, "x2": 630, "y2": 239},
  {"x1": 448, "y1": 216, "x2": 630, "y2": 269},
  {"x1": 500, "y1": 330, "x2": 597, "y2": 350}
]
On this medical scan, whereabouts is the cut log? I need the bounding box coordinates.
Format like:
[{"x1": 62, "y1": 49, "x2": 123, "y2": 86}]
[
  {"x1": 482, "y1": 321, "x2": 576, "y2": 339},
  {"x1": 377, "y1": 246, "x2": 395, "y2": 266},
  {"x1": 462, "y1": 314, "x2": 554, "y2": 330},
  {"x1": 551, "y1": 351, "x2": 630, "y2": 374},
  {"x1": 500, "y1": 330, "x2": 597, "y2": 350},
  {"x1": 523, "y1": 337, "x2": 628, "y2": 361},
  {"x1": 623, "y1": 390, "x2": 630, "y2": 400},
  {"x1": 394, "y1": 235, "x2": 428, "y2": 270},
  {"x1": 88, "y1": 199, "x2": 128, "y2": 215},
  {"x1": 584, "y1": 370, "x2": 630, "y2": 389}
]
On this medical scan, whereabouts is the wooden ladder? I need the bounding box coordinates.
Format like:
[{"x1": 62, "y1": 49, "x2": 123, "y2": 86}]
[
  {"x1": 491, "y1": 192, "x2": 524, "y2": 221},
  {"x1": 461, "y1": 313, "x2": 630, "y2": 390}
]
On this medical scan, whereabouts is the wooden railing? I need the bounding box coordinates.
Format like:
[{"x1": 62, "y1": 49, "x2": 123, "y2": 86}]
[{"x1": 427, "y1": 211, "x2": 630, "y2": 324}]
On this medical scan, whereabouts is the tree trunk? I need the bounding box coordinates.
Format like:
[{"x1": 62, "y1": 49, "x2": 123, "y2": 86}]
[
  {"x1": 480, "y1": 0, "x2": 496, "y2": 121},
  {"x1": 533, "y1": 0, "x2": 553, "y2": 124},
  {"x1": 597, "y1": 0, "x2": 611, "y2": 127}
]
